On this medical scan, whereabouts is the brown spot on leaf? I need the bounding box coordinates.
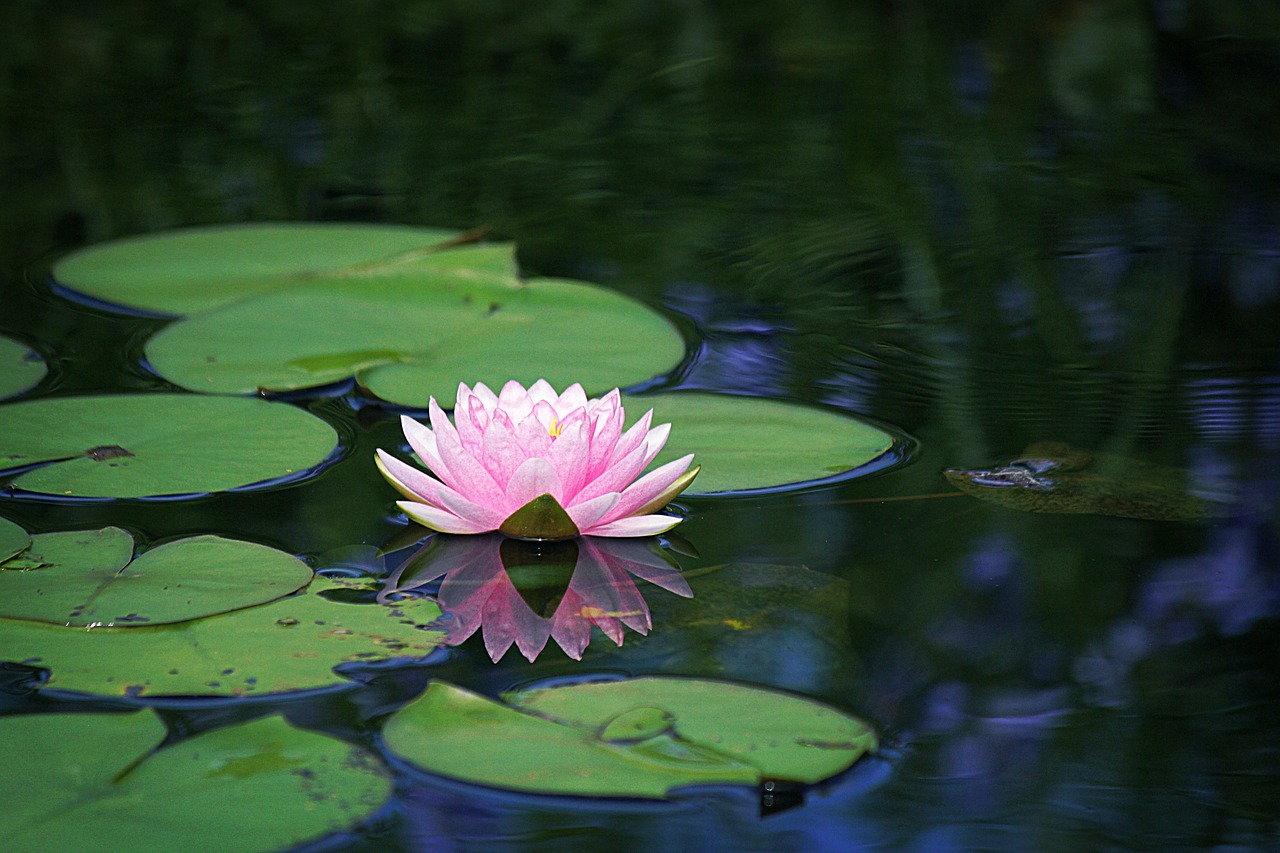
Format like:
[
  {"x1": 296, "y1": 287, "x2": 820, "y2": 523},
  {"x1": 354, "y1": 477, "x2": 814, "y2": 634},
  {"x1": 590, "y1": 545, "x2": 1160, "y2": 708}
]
[{"x1": 84, "y1": 445, "x2": 135, "y2": 462}]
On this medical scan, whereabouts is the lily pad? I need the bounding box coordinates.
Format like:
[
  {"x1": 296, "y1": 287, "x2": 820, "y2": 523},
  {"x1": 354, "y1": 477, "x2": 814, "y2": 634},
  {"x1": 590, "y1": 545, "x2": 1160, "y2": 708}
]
[
  {"x1": 0, "y1": 394, "x2": 338, "y2": 498},
  {"x1": 0, "y1": 529, "x2": 311, "y2": 627},
  {"x1": 0, "y1": 577, "x2": 444, "y2": 696},
  {"x1": 0, "y1": 334, "x2": 45, "y2": 399},
  {"x1": 943, "y1": 442, "x2": 1226, "y2": 521},
  {"x1": 0, "y1": 515, "x2": 30, "y2": 562},
  {"x1": 4, "y1": 712, "x2": 392, "y2": 853},
  {"x1": 51, "y1": 222, "x2": 464, "y2": 315},
  {"x1": 145, "y1": 275, "x2": 685, "y2": 406},
  {"x1": 383, "y1": 678, "x2": 876, "y2": 798},
  {"x1": 623, "y1": 393, "x2": 895, "y2": 494}
]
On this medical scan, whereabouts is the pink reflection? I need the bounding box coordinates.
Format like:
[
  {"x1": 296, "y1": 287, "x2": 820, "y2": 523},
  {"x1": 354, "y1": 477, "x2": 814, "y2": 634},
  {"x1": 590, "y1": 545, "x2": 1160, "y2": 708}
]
[{"x1": 379, "y1": 534, "x2": 692, "y2": 662}]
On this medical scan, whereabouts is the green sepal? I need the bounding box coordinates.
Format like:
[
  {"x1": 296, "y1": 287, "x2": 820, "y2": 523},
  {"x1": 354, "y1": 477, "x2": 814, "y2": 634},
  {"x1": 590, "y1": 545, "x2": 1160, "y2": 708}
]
[{"x1": 499, "y1": 494, "x2": 580, "y2": 541}]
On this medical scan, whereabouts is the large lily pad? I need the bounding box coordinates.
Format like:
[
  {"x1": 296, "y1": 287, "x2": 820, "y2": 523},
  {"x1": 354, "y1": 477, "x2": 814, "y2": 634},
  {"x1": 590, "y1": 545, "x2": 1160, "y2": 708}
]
[
  {"x1": 145, "y1": 275, "x2": 685, "y2": 406},
  {"x1": 4, "y1": 712, "x2": 392, "y2": 853},
  {"x1": 0, "y1": 334, "x2": 45, "y2": 399},
  {"x1": 0, "y1": 515, "x2": 30, "y2": 561},
  {"x1": 0, "y1": 577, "x2": 444, "y2": 696},
  {"x1": 383, "y1": 678, "x2": 876, "y2": 798},
  {"x1": 0, "y1": 528, "x2": 311, "y2": 627},
  {"x1": 0, "y1": 394, "x2": 338, "y2": 498},
  {"x1": 51, "y1": 222, "x2": 464, "y2": 315},
  {"x1": 623, "y1": 393, "x2": 895, "y2": 494}
]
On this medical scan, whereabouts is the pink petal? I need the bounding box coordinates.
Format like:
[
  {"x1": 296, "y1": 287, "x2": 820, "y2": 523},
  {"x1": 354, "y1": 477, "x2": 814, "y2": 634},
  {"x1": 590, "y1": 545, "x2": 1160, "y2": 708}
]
[
  {"x1": 582, "y1": 514, "x2": 683, "y2": 537},
  {"x1": 548, "y1": 590, "x2": 590, "y2": 660},
  {"x1": 401, "y1": 414, "x2": 447, "y2": 479},
  {"x1": 574, "y1": 440, "x2": 651, "y2": 504},
  {"x1": 481, "y1": 579, "x2": 552, "y2": 662},
  {"x1": 478, "y1": 410, "x2": 526, "y2": 490},
  {"x1": 566, "y1": 492, "x2": 620, "y2": 531},
  {"x1": 375, "y1": 449, "x2": 445, "y2": 504},
  {"x1": 397, "y1": 501, "x2": 496, "y2": 535},
  {"x1": 586, "y1": 405, "x2": 623, "y2": 480},
  {"x1": 636, "y1": 422, "x2": 672, "y2": 470},
  {"x1": 498, "y1": 380, "x2": 534, "y2": 422},
  {"x1": 471, "y1": 382, "x2": 499, "y2": 412},
  {"x1": 505, "y1": 456, "x2": 565, "y2": 506},
  {"x1": 431, "y1": 397, "x2": 506, "y2": 507},
  {"x1": 454, "y1": 385, "x2": 487, "y2": 452},
  {"x1": 598, "y1": 454, "x2": 694, "y2": 524},
  {"x1": 556, "y1": 383, "x2": 589, "y2": 413},
  {"x1": 514, "y1": 407, "x2": 554, "y2": 458},
  {"x1": 547, "y1": 418, "x2": 590, "y2": 499},
  {"x1": 603, "y1": 410, "x2": 653, "y2": 472}
]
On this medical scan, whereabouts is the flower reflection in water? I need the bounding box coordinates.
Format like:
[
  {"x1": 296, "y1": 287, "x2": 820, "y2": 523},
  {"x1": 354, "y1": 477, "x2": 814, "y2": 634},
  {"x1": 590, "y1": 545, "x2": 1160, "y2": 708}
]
[{"x1": 379, "y1": 533, "x2": 692, "y2": 662}]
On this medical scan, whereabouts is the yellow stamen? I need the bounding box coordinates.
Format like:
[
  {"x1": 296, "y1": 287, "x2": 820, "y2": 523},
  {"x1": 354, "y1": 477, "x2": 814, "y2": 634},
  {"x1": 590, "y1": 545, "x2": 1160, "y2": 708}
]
[{"x1": 548, "y1": 417, "x2": 563, "y2": 439}]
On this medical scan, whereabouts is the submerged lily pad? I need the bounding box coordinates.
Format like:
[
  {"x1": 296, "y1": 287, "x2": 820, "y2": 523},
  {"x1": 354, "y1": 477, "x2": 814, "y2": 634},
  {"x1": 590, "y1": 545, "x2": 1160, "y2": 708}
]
[
  {"x1": 0, "y1": 394, "x2": 337, "y2": 498},
  {"x1": 0, "y1": 334, "x2": 45, "y2": 399},
  {"x1": 0, "y1": 515, "x2": 30, "y2": 562},
  {"x1": 51, "y1": 222, "x2": 464, "y2": 315},
  {"x1": 0, "y1": 529, "x2": 311, "y2": 627},
  {"x1": 384, "y1": 678, "x2": 876, "y2": 798},
  {"x1": 943, "y1": 442, "x2": 1226, "y2": 521},
  {"x1": 146, "y1": 275, "x2": 685, "y2": 405},
  {"x1": 0, "y1": 577, "x2": 443, "y2": 696},
  {"x1": 4, "y1": 712, "x2": 392, "y2": 853},
  {"x1": 623, "y1": 393, "x2": 894, "y2": 494}
]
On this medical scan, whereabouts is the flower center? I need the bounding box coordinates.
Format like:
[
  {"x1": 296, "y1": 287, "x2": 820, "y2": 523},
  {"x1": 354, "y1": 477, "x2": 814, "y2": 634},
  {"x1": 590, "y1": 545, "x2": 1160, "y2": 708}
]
[{"x1": 547, "y1": 417, "x2": 563, "y2": 439}]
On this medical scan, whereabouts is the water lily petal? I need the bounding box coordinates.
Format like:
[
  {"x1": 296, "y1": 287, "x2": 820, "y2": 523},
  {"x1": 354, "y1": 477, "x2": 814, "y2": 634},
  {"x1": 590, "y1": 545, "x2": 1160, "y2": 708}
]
[
  {"x1": 454, "y1": 384, "x2": 487, "y2": 455},
  {"x1": 479, "y1": 409, "x2": 526, "y2": 490},
  {"x1": 401, "y1": 414, "x2": 447, "y2": 479},
  {"x1": 603, "y1": 409, "x2": 653, "y2": 473},
  {"x1": 566, "y1": 492, "x2": 620, "y2": 531},
  {"x1": 432, "y1": 397, "x2": 506, "y2": 507},
  {"x1": 498, "y1": 379, "x2": 534, "y2": 423},
  {"x1": 506, "y1": 456, "x2": 565, "y2": 507},
  {"x1": 397, "y1": 500, "x2": 496, "y2": 534},
  {"x1": 584, "y1": 513, "x2": 683, "y2": 537},
  {"x1": 548, "y1": 417, "x2": 591, "y2": 499},
  {"x1": 470, "y1": 381, "x2": 499, "y2": 413},
  {"x1": 599, "y1": 454, "x2": 695, "y2": 524},
  {"x1": 556, "y1": 383, "x2": 589, "y2": 414},
  {"x1": 573, "y1": 440, "x2": 651, "y2": 504}
]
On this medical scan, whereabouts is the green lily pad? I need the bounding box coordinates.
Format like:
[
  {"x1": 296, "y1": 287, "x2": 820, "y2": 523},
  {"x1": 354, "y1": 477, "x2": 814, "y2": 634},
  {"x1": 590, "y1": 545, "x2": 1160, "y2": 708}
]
[
  {"x1": 0, "y1": 394, "x2": 338, "y2": 498},
  {"x1": 383, "y1": 678, "x2": 876, "y2": 798},
  {"x1": 943, "y1": 442, "x2": 1228, "y2": 521},
  {"x1": 623, "y1": 393, "x2": 895, "y2": 494},
  {"x1": 0, "y1": 334, "x2": 45, "y2": 399},
  {"x1": 0, "y1": 577, "x2": 444, "y2": 696},
  {"x1": 4, "y1": 712, "x2": 392, "y2": 853},
  {"x1": 0, "y1": 529, "x2": 311, "y2": 627},
  {"x1": 145, "y1": 275, "x2": 685, "y2": 406},
  {"x1": 51, "y1": 222, "x2": 464, "y2": 315},
  {"x1": 0, "y1": 515, "x2": 30, "y2": 562}
]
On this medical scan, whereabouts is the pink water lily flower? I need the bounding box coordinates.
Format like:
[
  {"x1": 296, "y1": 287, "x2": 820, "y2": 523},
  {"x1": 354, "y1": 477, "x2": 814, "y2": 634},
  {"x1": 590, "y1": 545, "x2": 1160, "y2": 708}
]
[{"x1": 376, "y1": 380, "x2": 699, "y2": 540}]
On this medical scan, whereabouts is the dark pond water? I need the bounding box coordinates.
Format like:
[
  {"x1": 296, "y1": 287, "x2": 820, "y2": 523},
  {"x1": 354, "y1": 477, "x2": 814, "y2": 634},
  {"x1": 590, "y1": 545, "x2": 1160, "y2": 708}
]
[{"x1": 3, "y1": 4, "x2": 1279, "y2": 851}]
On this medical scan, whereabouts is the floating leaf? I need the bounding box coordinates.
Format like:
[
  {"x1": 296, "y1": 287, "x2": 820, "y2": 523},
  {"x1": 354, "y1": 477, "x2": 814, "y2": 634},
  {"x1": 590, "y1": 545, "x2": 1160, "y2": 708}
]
[
  {"x1": 0, "y1": 394, "x2": 337, "y2": 498},
  {"x1": 4, "y1": 712, "x2": 392, "y2": 853},
  {"x1": 0, "y1": 334, "x2": 45, "y2": 399},
  {"x1": 146, "y1": 275, "x2": 685, "y2": 406},
  {"x1": 943, "y1": 442, "x2": 1226, "y2": 521},
  {"x1": 51, "y1": 222, "x2": 464, "y2": 315},
  {"x1": 623, "y1": 393, "x2": 894, "y2": 494},
  {"x1": 0, "y1": 578, "x2": 443, "y2": 696},
  {"x1": 384, "y1": 678, "x2": 876, "y2": 798},
  {"x1": 0, "y1": 515, "x2": 30, "y2": 562},
  {"x1": 0, "y1": 529, "x2": 311, "y2": 627}
]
